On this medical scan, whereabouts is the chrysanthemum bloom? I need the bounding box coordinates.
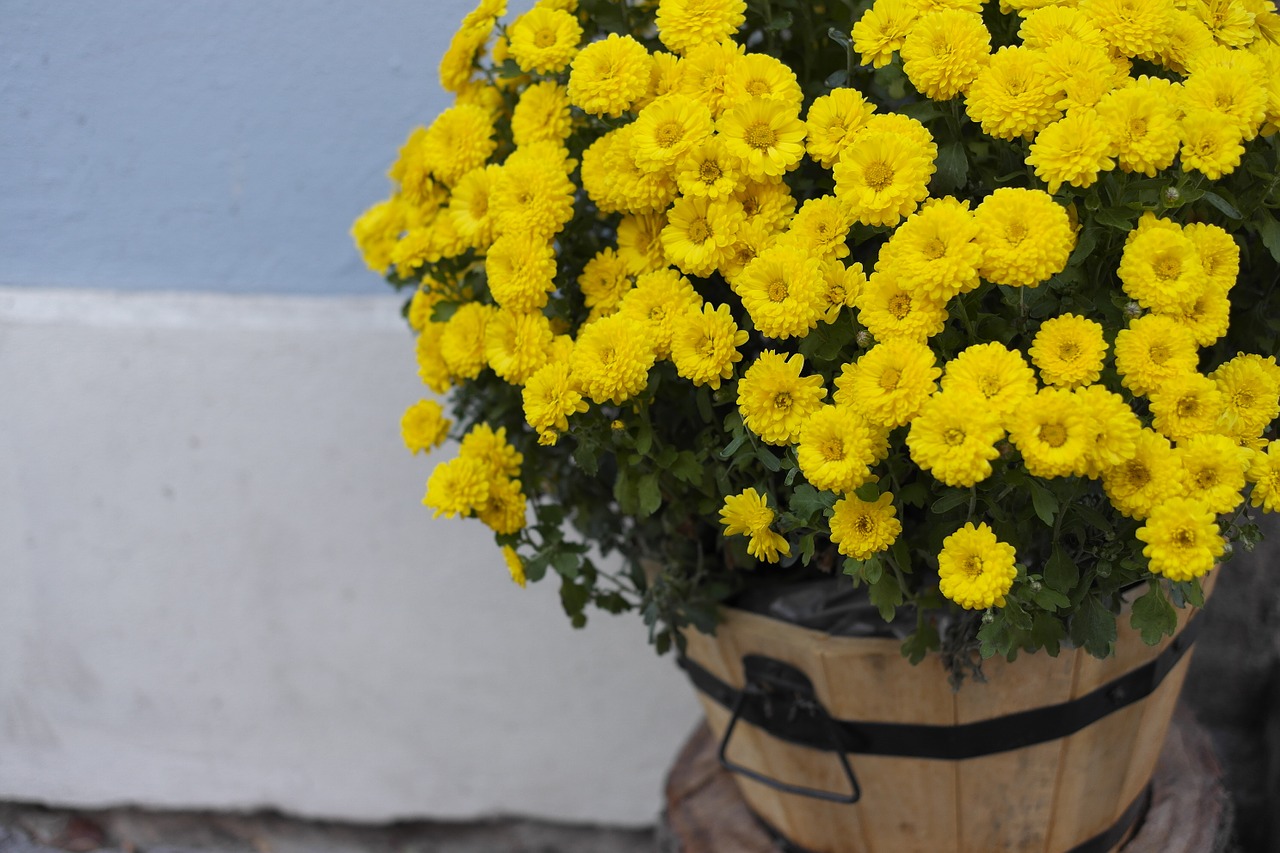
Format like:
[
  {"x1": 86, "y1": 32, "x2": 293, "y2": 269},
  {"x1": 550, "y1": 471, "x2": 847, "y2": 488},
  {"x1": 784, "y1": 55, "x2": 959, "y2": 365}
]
[
  {"x1": 502, "y1": 545, "x2": 527, "y2": 588},
  {"x1": 631, "y1": 94, "x2": 716, "y2": 174},
  {"x1": 1018, "y1": 7, "x2": 1108, "y2": 49},
  {"x1": 972, "y1": 188, "x2": 1075, "y2": 287},
  {"x1": 879, "y1": 197, "x2": 983, "y2": 300},
  {"x1": 507, "y1": 6, "x2": 582, "y2": 74},
  {"x1": 734, "y1": 177, "x2": 797, "y2": 232},
  {"x1": 965, "y1": 46, "x2": 1061, "y2": 140},
  {"x1": 477, "y1": 477, "x2": 528, "y2": 536},
  {"x1": 860, "y1": 113, "x2": 939, "y2": 161},
  {"x1": 1029, "y1": 314, "x2": 1108, "y2": 388},
  {"x1": 1080, "y1": 0, "x2": 1173, "y2": 57},
  {"x1": 1181, "y1": 66, "x2": 1268, "y2": 140},
  {"x1": 796, "y1": 405, "x2": 879, "y2": 494},
  {"x1": 804, "y1": 89, "x2": 876, "y2": 170},
  {"x1": 486, "y1": 232, "x2": 557, "y2": 313},
  {"x1": 619, "y1": 268, "x2": 704, "y2": 359},
  {"x1": 734, "y1": 242, "x2": 827, "y2": 340},
  {"x1": 907, "y1": 392, "x2": 1004, "y2": 487},
  {"x1": 676, "y1": 40, "x2": 746, "y2": 118},
  {"x1": 1094, "y1": 87, "x2": 1180, "y2": 176},
  {"x1": 421, "y1": 105, "x2": 498, "y2": 188},
  {"x1": 485, "y1": 309, "x2": 554, "y2": 385},
  {"x1": 725, "y1": 53, "x2": 803, "y2": 111},
  {"x1": 567, "y1": 34, "x2": 653, "y2": 118},
  {"x1": 1149, "y1": 372, "x2": 1225, "y2": 443},
  {"x1": 937, "y1": 522, "x2": 1018, "y2": 610},
  {"x1": 1179, "y1": 109, "x2": 1247, "y2": 179},
  {"x1": 900, "y1": 10, "x2": 992, "y2": 101},
  {"x1": 388, "y1": 127, "x2": 437, "y2": 209},
  {"x1": 1035, "y1": 40, "x2": 1127, "y2": 115},
  {"x1": 662, "y1": 195, "x2": 744, "y2": 277},
  {"x1": 523, "y1": 361, "x2": 588, "y2": 441},
  {"x1": 719, "y1": 487, "x2": 790, "y2": 563},
  {"x1": 440, "y1": 303, "x2": 496, "y2": 380},
  {"x1": 852, "y1": 0, "x2": 920, "y2": 68},
  {"x1": 820, "y1": 260, "x2": 867, "y2": 322},
  {"x1": 1136, "y1": 496, "x2": 1223, "y2": 581},
  {"x1": 351, "y1": 197, "x2": 412, "y2": 275},
  {"x1": 829, "y1": 493, "x2": 902, "y2": 560},
  {"x1": 737, "y1": 351, "x2": 828, "y2": 445},
  {"x1": 511, "y1": 83, "x2": 573, "y2": 149},
  {"x1": 834, "y1": 340, "x2": 941, "y2": 429},
  {"x1": 407, "y1": 286, "x2": 443, "y2": 334},
  {"x1": 576, "y1": 248, "x2": 634, "y2": 321},
  {"x1": 856, "y1": 266, "x2": 950, "y2": 343},
  {"x1": 569, "y1": 314, "x2": 657, "y2": 405},
  {"x1": 718, "y1": 219, "x2": 777, "y2": 283},
  {"x1": 438, "y1": 20, "x2": 492, "y2": 94},
  {"x1": 940, "y1": 342, "x2": 1038, "y2": 419},
  {"x1": 717, "y1": 99, "x2": 808, "y2": 180},
  {"x1": 617, "y1": 213, "x2": 669, "y2": 274},
  {"x1": 1026, "y1": 109, "x2": 1115, "y2": 194},
  {"x1": 1163, "y1": 284, "x2": 1231, "y2": 347},
  {"x1": 1157, "y1": 10, "x2": 1217, "y2": 72},
  {"x1": 458, "y1": 423, "x2": 522, "y2": 480},
  {"x1": 1113, "y1": 314, "x2": 1198, "y2": 396},
  {"x1": 1010, "y1": 388, "x2": 1092, "y2": 478},
  {"x1": 424, "y1": 456, "x2": 491, "y2": 519},
  {"x1": 489, "y1": 154, "x2": 576, "y2": 241},
  {"x1": 833, "y1": 131, "x2": 935, "y2": 227},
  {"x1": 1248, "y1": 444, "x2": 1280, "y2": 513},
  {"x1": 1116, "y1": 225, "x2": 1208, "y2": 314},
  {"x1": 1183, "y1": 223, "x2": 1240, "y2": 293},
  {"x1": 1211, "y1": 354, "x2": 1280, "y2": 439},
  {"x1": 656, "y1": 0, "x2": 747, "y2": 54},
  {"x1": 786, "y1": 196, "x2": 853, "y2": 261},
  {"x1": 1175, "y1": 434, "x2": 1249, "y2": 514},
  {"x1": 675, "y1": 136, "x2": 744, "y2": 200},
  {"x1": 581, "y1": 125, "x2": 678, "y2": 214},
  {"x1": 1102, "y1": 429, "x2": 1182, "y2": 519},
  {"x1": 447, "y1": 166, "x2": 499, "y2": 252},
  {"x1": 416, "y1": 323, "x2": 453, "y2": 394},
  {"x1": 1076, "y1": 385, "x2": 1142, "y2": 478},
  {"x1": 1188, "y1": 0, "x2": 1259, "y2": 48},
  {"x1": 401, "y1": 400, "x2": 452, "y2": 455},
  {"x1": 671, "y1": 302, "x2": 750, "y2": 389}
]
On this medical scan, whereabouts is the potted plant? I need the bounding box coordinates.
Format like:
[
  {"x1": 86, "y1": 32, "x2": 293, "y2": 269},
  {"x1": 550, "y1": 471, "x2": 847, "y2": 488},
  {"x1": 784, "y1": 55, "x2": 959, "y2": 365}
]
[{"x1": 353, "y1": 0, "x2": 1279, "y2": 849}]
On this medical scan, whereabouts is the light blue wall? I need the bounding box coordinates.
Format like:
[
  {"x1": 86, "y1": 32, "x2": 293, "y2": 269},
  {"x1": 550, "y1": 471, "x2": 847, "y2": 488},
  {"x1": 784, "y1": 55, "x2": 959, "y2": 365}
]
[{"x1": 0, "y1": 1, "x2": 475, "y2": 295}]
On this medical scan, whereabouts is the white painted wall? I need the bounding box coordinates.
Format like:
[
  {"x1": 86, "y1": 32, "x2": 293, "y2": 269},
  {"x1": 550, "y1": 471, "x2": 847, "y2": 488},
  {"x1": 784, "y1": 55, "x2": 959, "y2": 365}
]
[{"x1": 0, "y1": 287, "x2": 701, "y2": 824}]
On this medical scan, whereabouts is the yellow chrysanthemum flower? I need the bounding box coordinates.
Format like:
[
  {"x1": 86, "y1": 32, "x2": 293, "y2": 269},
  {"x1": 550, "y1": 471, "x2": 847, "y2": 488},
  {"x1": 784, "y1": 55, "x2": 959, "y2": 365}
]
[
  {"x1": 1158, "y1": 10, "x2": 1217, "y2": 73},
  {"x1": 1184, "y1": 223, "x2": 1240, "y2": 293},
  {"x1": 523, "y1": 361, "x2": 589, "y2": 441},
  {"x1": 805, "y1": 88, "x2": 877, "y2": 169},
  {"x1": 632, "y1": 94, "x2": 716, "y2": 174},
  {"x1": 1149, "y1": 372, "x2": 1225, "y2": 443},
  {"x1": 857, "y1": 266, "x2": 950, "y2": 343},
  {"x1": 1248, "y1": 444, "x2": 1280, "y2": 512},
  {"x1": 1113, "y1": 314, "x2": 1199, "y2": 396},
  {"x1": 734, "y1": 177, "x2": 797, "y2": 232},
  {"x1": 1026, "y1": 109, "x2": 1115, "y2": 194},
  {"x1": 907, "y1": 392, "x2": 1005, "y2": 487},
  {"x1": 578, "y1": 247, "x2": 634, "y2": 320},
  {"x1": 617, "y1": 213, "x2": 669, "y2": 274},
  {"x1": 1162, "y1": 283, "x2": 1231, "y2": 348},
  {"x1": 422, "y1": 104, "x2": 497, "y2": 187},
  {"x1": 938, "y1": 522, "x2": 1018, "y2": 610},
  {"x1": 486, "y1": 232, "x2": 557, "y2": 314},
  {"x1": 485, "y1": 309, "x2": 553, "y2": 385},
  {"x1": 567, "y1": 34, "x2": 653, "y2": 118},
  {"x1": 829, "y1": 493, "x2": 902, "y2": 560},
  {"x1": 447, "y1": 166, "x2": 499, "y2": 252},
  {"x1": 416, "y1": 322, "x2": 453, "y2": 394},
  {"x1": 657, "y1": 0, "x2": 748, "y2": 55},
  {"x1": 507, "y1": 6, "x2": 582, "y2": 74},
  {"x1": 676, "y1": 40, "x2": 746, "y2": 118},
  {"x1": 1136, "y1": 497, "x2": 1223, "y2": 581},
  {"x1": 737, "y1": 351, "x2": 828, "y2": 445},
  {"x1": 675, "y1": 135, "x2": 744, "y2": 200},
  {"x1": 1179, "y1": 109, "x2": 1246, "y2": 179},
  {"x1": 569, "y1": 314, "x2": 657, "y2": 405},
  {"x1": 671, "y1": 302, "x2": 750, "y2": 389},
  {"x1": 820, "y1": 260, "x2": 867, "y2": 322},
  {"x1": 351, "y1": 197, "x2": 411, "y2": 274},
  {"x1": 878, "y1": 197, "x2": 983, "y2": 300},
  {"x1": 1069, "y1": 385, "x2": 1140, "y2": 481},
  {"x1": 662, "y1": 195, "x2": 744, "y2": 277},
  {"x1": 972, "y1": 188, "x2": 1075, "y2": 287},
  {"x1": 1117, "y1": 224, "x2": 1208, "y2": 314},
  {"x1": 965, "y1": 46, "x2": 1061, "y2": 140},
  {"x1": 478, "y1": 476, "x2": 529, "y2": 536},
  {"x1": 619, "y1": 268, "x2": 704, "y2": 358},
  {"x1": 512, "y1": 82, "x2": 573, "y2": 148},
  {"x1": 796, "y1": 405, "x2": 879, "y2": 494},
  {"x1": 725, "y1": 52, "x2": 804, "y2": 111},
  {"x1": 424, "y1": 456, "x2": 491, "y2": 519},
  {"x1": 1010, "y1": 388, "x2": 1092, "y2": 478},
  {"x1": 1211, "y1": 353, "x2": 1280, "y2": 439},
  {"x1": 734, "y1": 241, "x2": 828, "y2": 339},
  {"x1": 719, "y1": 487, "x2": 790, "y2": 563},
  {"x1": 502, "y1": 545, "x2": 527, "y2": 588},
  {"x1": 719, "y1": 219, "x2": 777, "y2": 283},
  {"x1": 1080, "y1": 0, "x2": 1173, "y2": 57},
  {"x1": 833, "y1": 130, "x2": 936, "y2": 227},
  {"x1": 1181, "y1": 66, "x2": 1267, "y2": 141},
  {"x1": 1102, "y1": 428, "x2": 1183, "y2": 519},
  {"x1": 1028, "y1": 314, "x2": 1108, "y2": 388},
  {"x1": 407, "y1": 285, "x2": 444, "y2": 334},
  {"x1": 1095, "y1": 86, "x2": 1181, "y2": 177},
  {"x1": 401, "y1": 399, "x2": 452, "y2": 455},
  {"x1": 941, "y1": 342, "x2": 1038, "y2": 419},
  {"x1": 458, "y1": 423, "x2": 523, "y2": 481},
  {"x1": 439, "y1": 19, "x2": 492, "y2": 95},
  {"x1": 901, "y1": 10, "x2": 991, "y2": 101},
  {"x1": 717, "y1": 98, "x2": 808, "y2": 180},
  {"x1": 581, "y1": 124, "x2": 678, "y2": 214},
  {"x1": 1176, "y1": 434, "x2": 1248, "y2": 514},
  {"x1": 852, "y1": 0, "x2": 920, "y2": 68},
  {"x1": 785, "y1": 196, "x2": 852, "y2": 261},
  {"x1": 834, "y1": 340, "x2": 941, "y2": 429},
  {"x1": 1035, "y1": 40, "x2": 1127, "y2": 115},
  {"x1": 440, "y1": 302, "x2": 496, "y2": 380},
  {"x1": 1188, "y1": 0, "x2": 1258, "y2": 48},
  {"x1": 1018, "y1": 7, "x2": 1108, "y2": 50},
  {"x1": 489, "y1": 153, "x2": 576, "y2": 241}
]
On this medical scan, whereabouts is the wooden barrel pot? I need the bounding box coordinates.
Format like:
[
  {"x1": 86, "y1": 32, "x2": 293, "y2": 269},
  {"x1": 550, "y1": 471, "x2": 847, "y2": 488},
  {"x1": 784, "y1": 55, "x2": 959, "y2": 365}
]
[{"x1": 677, "y1": 579, "x2": 1214, "y2": 853}]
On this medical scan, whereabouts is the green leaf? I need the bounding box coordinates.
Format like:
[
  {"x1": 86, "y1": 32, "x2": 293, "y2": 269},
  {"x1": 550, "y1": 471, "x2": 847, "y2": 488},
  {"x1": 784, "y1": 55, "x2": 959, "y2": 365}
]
[
  {"x1": 933, "y1": 142, "x2": 968, "y2": 194},
  {"x1": 1003, "y1": 599, "x2": 1033, "y2": 631},
  {"x1": 1067, "y1": 227, "x2": 1098, "y2": 268},
  {"x1": 842, "y1": 557, "x2": 863, "y2": 579},
  {"x1": 637, "y1": 472, "x2": 662, "y2": 517},
  {"x1": 825, "y1": 69, "x2": 849, "y2": 88},
  {"x1": 756, "y1": 445, "x2": 782, "y2": 472},
  {"x1": 1130, "y1": 584, "x2": 1178, "y2": 645},
  {"x1": 1030, "y1": 612, "x2": 1065, "y2": 656},
  {"x1": 931, "y1": 489, "x2": 971, "y2": 514},
  {"x1": 1258, "y1": 214, "x2": 1280, "y2": 265},
  {"x1": 978, "y1": 617, "x2": 1012, "y2": 660},
  {"x1": 1069, "y1": 595, "x2": 1117, "y2": 658},
  {"x1": 1093, "y1": 207, "x2": 1135, "y2": 231},
  {"x1": 901, "y1": 622, "x2": 940, "y2": 664},
  {"x1": 789, "y1": 483, "x2": 836, "y2": 520},
  {"x1": 828, "y1": 26, "x2": 852, "y2": 47},
  {"x1": 862, "y1": 555, "x2": 884, "y2": 585},
  {"x1": 634, "y1": 418, "x2": 653, "y2": 456},
  {"x1": 573, "y1": 440, "x2": 599, "y2": 477},
  {"x1": 1028, "y1": 480, "x2": 1058, "y2": 527},
  {"x1": 868, "y1": 571, "x2": 902, "y2": 622},
  {"x1": 523, "y1": 551, "x2": 551, "y2": 584},
  {"x1": 718, "y1": 433, "x2": 747, "y2": 459},
  {"x1": 670, "y1": 451, "x2": 703, "y2": 484},
  {"x1": 553, "y1": 550, "x2": 581, "y2": 579},
  {"x1": 765, "y1": 9, "x2": 794, "y2": 30},
  {"x1": 1044, "y1": 547, "x2": 1080, "y2": 594},
  {"x1": 1200, "y1": 191, "x2": 1242, "y2": 220},
  {"x1": 1033, "y1": 587, "x2": 1071, "y2": 611}
]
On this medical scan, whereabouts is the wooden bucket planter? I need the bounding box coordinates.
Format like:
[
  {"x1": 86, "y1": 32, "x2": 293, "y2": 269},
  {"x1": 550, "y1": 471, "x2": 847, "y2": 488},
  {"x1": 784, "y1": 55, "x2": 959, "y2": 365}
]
[{"x1": 678, "y1": 582, "x2": 1212, "y2": 853}]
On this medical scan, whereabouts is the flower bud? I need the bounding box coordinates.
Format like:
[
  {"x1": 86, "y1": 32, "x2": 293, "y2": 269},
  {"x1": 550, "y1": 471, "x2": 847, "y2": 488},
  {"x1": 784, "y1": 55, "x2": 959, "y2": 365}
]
[
  {"x1": 856, "y1": 329, "x2": 874, "y2": 348},
  {"x1": 1163, "y1": 186, "x2": 1180, "y2": 205},
  {"x1": 1123, "y1": 301, "x2": 1143, "y2": 320}
]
